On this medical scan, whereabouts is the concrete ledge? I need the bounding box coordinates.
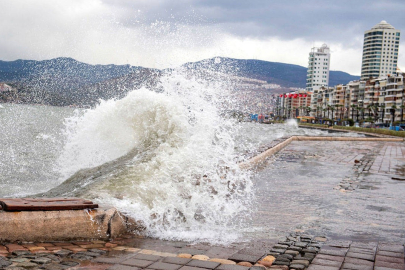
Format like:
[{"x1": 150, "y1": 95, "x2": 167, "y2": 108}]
[
  {"x1": 0, "y1": 207, "x2": 134, "y2": 242},
  {"x1": 239, "y1": 136, "x2": 404, "y2": 170}
]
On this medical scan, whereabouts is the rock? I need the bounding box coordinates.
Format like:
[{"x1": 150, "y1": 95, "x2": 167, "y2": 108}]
[
  {"x1": 291, "y1": 259, "x2": 310, "y2": 266},
  {"x1": 60, "y1": 261, "x2": 79, "y2": 267},
  {"x1": 104, "y1": 243, "x2": 118, "y2": 248},
  {"x1": 13, "y1": 250, "x2": 31, "y2": 256},
  {"x1": 88, "y1": 249, "x2": 107, "y2": 255},
  {"x1": 289, "y1": 263, "x2": 305, "y2": 270},
  {"x1": 209, "y1": 258, "x2": 236, "y2": 264},
  {"x1": 261, "y1": 255, "x2": 276, "y2": 263},
  {"x1": 237, "y1": 261, "x2": 252, "y2": 267},
  {"x1": 0, "y1": 258, "x2": 12, "y2": 268},
  {"x1": 11, "y1": 258, "x2": 30, "y2": 263},
  {"x1": 31, "y1": 257, "x2": 52, "y2": 264},
  {"x1": 15, "y1": 262, "x2": 38, "y2": 268},
  {"x1": 177, "y1": 253, "x2": 192, "y2": 258},
  {"x1": 192, "y1": 255, "x2": 209, "y2": 260},
  {"x1": 258, "y1": 260, "x2": 273, "y2": 267},
  {"x1": 54, "y1": 250, "x2": 71, "y2": 257}
]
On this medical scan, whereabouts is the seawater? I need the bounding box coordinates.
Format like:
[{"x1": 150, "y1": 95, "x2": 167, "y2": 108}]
[{"x1": 0, "y1": 73, "x2": 359, "y2": 244}]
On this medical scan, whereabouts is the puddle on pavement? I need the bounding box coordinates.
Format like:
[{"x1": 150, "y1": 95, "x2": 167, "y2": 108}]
[{"x1": 244, "y1": 141, "x2": 405, "y2": 244}]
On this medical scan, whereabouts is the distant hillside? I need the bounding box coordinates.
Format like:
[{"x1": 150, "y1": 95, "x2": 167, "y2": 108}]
[
  {"x1": 182, "y1": 57, "x2": 360, "y2": 88},
  {"x1": 0, "y1": 57, "x2": 360, "y2": 106}
]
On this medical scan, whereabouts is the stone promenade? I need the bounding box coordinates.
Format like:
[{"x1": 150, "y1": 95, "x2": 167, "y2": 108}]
[
  {"x1": 1, "y1": 137, "x2": 405, "y2": 270},
  {"x1": 0, "y1": 234, "x2": 404, "y2": 270}
]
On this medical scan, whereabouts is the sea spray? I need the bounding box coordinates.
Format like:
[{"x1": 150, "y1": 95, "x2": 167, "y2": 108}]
[{"x1": 53, "y1": 71, "x2": 253, "y2": 243}]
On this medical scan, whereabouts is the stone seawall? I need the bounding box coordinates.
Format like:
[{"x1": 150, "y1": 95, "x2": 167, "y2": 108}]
[{"x1": 239, "y1": 136, "x2": 404, "y2": 170}]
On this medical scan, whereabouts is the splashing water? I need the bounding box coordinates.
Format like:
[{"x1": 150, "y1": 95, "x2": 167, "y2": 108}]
[
  {"x1": 52, "y1": 71, "x2": 253, "y2": 243},
  {"x1": 286, "y1": 119, "x2": 298, "y2": 127}
]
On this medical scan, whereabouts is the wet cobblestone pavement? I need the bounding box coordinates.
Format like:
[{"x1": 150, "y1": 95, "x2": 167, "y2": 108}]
[{"x1": 1, "y1": 139, "x2": 405, "y2": 269}]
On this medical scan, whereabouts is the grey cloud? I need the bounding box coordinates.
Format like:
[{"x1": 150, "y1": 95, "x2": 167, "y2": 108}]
[{"x1": 101, "y1": 0, "x2": 405, "y2": 44}]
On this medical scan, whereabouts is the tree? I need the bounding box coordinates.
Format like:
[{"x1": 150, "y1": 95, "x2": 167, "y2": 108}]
[
  {"x1": 331, "y1": 106, "x2": 336, "y2": 123},
  {"x1": 350, "y1": 104, "x2": 357, "y2": 121},
  {"x1": 400, "y1": 104, "x2": 405, "y2": 123},
  {"x1": 390, "y1": 105, "x2": 397, "y2": 124},
  {"x1": 380, "y1": 104, "x2": 386, "y2": 123},
  {"x1": 306, "y1": 106, "x2": 312, "y2": 116}
]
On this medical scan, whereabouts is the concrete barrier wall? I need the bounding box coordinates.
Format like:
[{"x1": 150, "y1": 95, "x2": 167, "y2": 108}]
[{"x1": 0, "y1": 208, "x2": 132, "y2": 242}]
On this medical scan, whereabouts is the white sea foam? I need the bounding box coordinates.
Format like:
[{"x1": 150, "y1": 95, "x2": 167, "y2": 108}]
[{"x1": 56, "y1": 71, "x2": 253, "y2": 244}]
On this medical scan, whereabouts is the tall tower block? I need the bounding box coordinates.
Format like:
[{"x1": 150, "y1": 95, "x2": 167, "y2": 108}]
[
  {"x1": 306, "y1": 44, "x2": 330, "y2": 91},
  {"x1": 361, "y1": 20, "x2": 400, "y2": 80}
]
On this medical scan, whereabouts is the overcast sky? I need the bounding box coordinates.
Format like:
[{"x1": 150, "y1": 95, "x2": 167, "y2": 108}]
[{"x1": 1, "y1": 0, "x2": 404, "y2": 75}]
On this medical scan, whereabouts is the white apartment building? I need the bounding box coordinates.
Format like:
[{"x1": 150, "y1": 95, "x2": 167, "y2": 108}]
[
  {"x1": 306, "y1": 44, "x2": 331, "y2": 92},
  {"x1": 361, "y1": 20, "x2": 400, "y2": 80}
]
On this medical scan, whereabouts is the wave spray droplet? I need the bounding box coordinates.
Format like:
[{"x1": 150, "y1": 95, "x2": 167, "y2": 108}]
[{"x1": 52, "y1": 70, "x2": 253, "y2": 243}]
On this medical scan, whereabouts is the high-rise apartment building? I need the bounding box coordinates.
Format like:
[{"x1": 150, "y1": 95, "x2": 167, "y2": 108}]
[
  {"x1": 306, "y1": 44, "x2": 330, "y2": 92},
  {"x1": 361, "y1": 20, "x2": 400, "y2": 80}
]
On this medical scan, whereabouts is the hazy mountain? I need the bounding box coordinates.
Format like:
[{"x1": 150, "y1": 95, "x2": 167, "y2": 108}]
[
  {"x1": 0, "y1": 57, "x2": 360, "y2": 106},
  {"x1": 181, "y1": 57, "x2": 360, "y2": 88}
]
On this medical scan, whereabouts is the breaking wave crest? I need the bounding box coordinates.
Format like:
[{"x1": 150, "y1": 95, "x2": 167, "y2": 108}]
[{"x1": 52, "y1": 71, "x2": 253, "y2": 243}]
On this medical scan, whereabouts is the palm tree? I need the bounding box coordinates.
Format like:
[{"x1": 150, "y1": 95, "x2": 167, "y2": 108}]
[
  {"x1": 390, "y1": 105, "x2": 397, "y2": 124},
  {"x1": 306, "y1": 106, "x2": 312, "y2": 116},
  {"x1": 350, "y1": 104, "x2": 357, "y2": 121},
  {"x1": 316, "y1": 106, "x2": 322, "y2": 118},
  {"x1": 327, "y1": 105, "x2": 331, "y2": 119},
  {"x1": 330, "y1": 106, "x2": 336, "y2": 123},
  {"x1": 367, "y1": 104, "x2": 373, "y2": 120},
  {"x1": 380, "y1": 104, "x2": 386, "y2": 123},
  {"x1": 359, "y1": 107, "x2": 365, "y2": 121},
  {"x1": 400, "y1": 104, "x2": 405, "y2": 123}
]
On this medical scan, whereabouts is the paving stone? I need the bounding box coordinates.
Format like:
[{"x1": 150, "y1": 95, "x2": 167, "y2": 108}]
[
  {"x1": 178, "y1": 266, "x2": 207, "y2": 270},
  {"x1": 344, "y1": 257, "x2": 374, "y2": 266},
  {"x1": 374, "y1": 260, "x2": 405, "y2": 269},
  {"x1": 287, "y1": 246, "x2": 302, "y2": 252},
  {"x1": 278, "y1": 254, "x2": 294, "y2": 260},
  {"x1": 186, "y1": 259, "x2": 220, "y2": 269},
  {"x1": 31, "y1": 257, "x2": 52, "y2": 264},
  {"x1": 121, "y1": 258, "x2": 154, "y2": 268},
  {"x1": 12, "y1": 250, "x2": 31, "y2": 256},
  {"x1": 376, "y1": 255, "x2": 404, "y2": 264},
  {"x1": 302, "y1": 247, "x2": 318, "y2": 253},
  {"x1": 273, "y1": 245, "x2": 289, "y2": 249},
  {"x1": 0, "y1": 258, "x2": 12, "y2": 268},
  {"x1": 60, "y1": 261, "x2": 80, "y2": 267},
  {"x1": 108, "y1": 265, "x2": 142, "y2": 270},
  {"x1": 215, "y1": 264, "x2": 249, "y2": 270},
  {"x1": 350, "y1": 242, "x2": 378, "y2": 250},
  {"x1": 163, "y1": 257, "x2": 192, "y2": 265},
  {"x1": 289, "y1": 264, "x2": 305, "y2": 270},
  {"x1": 15, "y1": 261, "x2": 38, "y2": 268},
  {"x1": 341, "y1": 262, "x2": 373, "y2": 270},
  {"x1": 314, "y1": 254, "x2": 345, "y2": 262},
  {"x1": 319, "y1": 248, "x2": 347, "y2": 257},
  {"x1": 272, "y1": 260, "x2": 290, "y2": 266},
  {"x1": 294, "y1": 242, "x2": 308, "y2": 248},
  {"x1": 270, "y1": 248, "x2": 286, "y2": 254},
  {"x1": 146, "y1": 262, "x2": 182, "y2": 270},
  {"x1": 291, "y1": 259, "x2": 310, "y2": 266},
  {"x1": 377, "y1": 250, "x2": 404, "y2": 258},
  {"x1": 178, "y1": 248, "x2": 207, "y2": 255},
  {"x1": 349, "y1": 247, "x2": 376, "y2": 254},
  {"x1": 346, "y1": 251, "x2": 375, "y2": 261},
  {"x1": 228, "y1": 253, "x2": 262, "y2": 264},
  {"x1": 132, "y1": 253, "x2": 161, "y2": 261},
  {"x1": 307, "y1": 265, "x2": 340, "y2": 270},
  {"x1": 327, "y1": 241, "x2": 351, "y2": 248},
  {"x1": 249, "y1": 267, "x2": 266, "y2": 270},
  {"x1": 88, "y1": 249, "x2": 108, "y2": 255},
  {"x1": 378, "y1": 244, "x2": 404, "y2": 253},
  {"x1": 284, "y1": 250, "x2": 299, "y2": 256},
  {"x1": 54, "y1": 250, "x2": 72, "y2": 257},
  {"x1": 94, "y1": 256, "x2": 130, "y2": 265},
  {"x1": 311, "y1": 258, "x2": 343, "y2": 268}
]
